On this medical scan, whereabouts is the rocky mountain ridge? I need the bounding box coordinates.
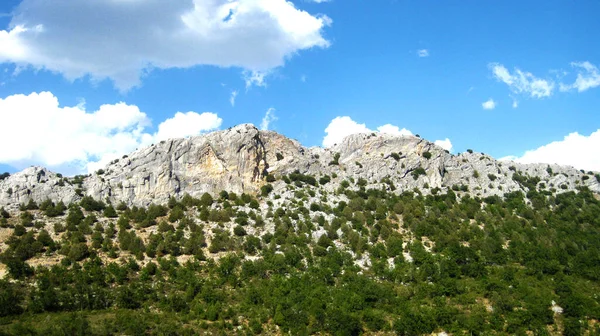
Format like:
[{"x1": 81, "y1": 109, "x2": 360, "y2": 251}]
[{"x1": 1, "y1": 123, "x2": 598, "y2": 208}]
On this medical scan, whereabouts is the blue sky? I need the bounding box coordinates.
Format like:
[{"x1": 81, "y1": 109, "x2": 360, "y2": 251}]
[{"x1": 0, "y1": 0, "x2": 599, "y2": 175}]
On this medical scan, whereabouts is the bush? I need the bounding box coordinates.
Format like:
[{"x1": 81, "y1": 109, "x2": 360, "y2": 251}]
[
  {"x1": 68, "y1": 243, "x2": 89, "y2": 261},
  {"x1": 261, "y1": 184, "x2": 274, "y2": 197},
  {"x1": 103, "y1": 205, "x2": 118, "y2": 218},
  {"x1": 329, "y1": 152, "x2": 341, "y2": 166},
  {"x1": 411, "y1": 168, "x2": 426, "y2": 180},
  {"x1": 422, "y1": 151, "x2": 432, "y2": 159},
  {"x1": 0, "y1": 207, "x2": 9, "y2": 218},
  {"x1": 233, "y1": 225, "x2": 247, "y2": 236},
  {"x1": 80, "y1": 196, "x2": 105, "y2": 212},
  {"x1": 200, "y1": 193, "x2": 214, "y2": 207}
]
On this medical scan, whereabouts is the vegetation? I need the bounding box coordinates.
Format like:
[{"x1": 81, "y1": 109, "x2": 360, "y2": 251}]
[
  {"x1": 411, "y1": 167, "x2": 426, "y2": 180},
  {"x1": 0, "y1": 174, "x2": 599, "y2": 335},
  {"x1": 329, "y1": 152, "x2": 341, "y2": 166}
]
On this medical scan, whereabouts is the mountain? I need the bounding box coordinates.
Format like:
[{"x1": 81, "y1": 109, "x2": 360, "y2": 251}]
[
  {"x1": 1, "y1": 123, "x2": 598, "y2": 208},
  {"x1": 1, "y1": 124, "x2": 600, "y2": 335}
]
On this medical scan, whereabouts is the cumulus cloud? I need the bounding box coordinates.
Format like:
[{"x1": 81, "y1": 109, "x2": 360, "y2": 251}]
[
  {"x1": 0, "y1": 92, "x2": 222, "y2": 174},
  {"x1": 0, "y1": 0, "x2": 331, "y2": 90},
  {"x1": 376, "y1": 124, "x2": 413, "y2": 136},
  {"x1": 322, "y1": 116, "x2": 451, "y2": 152},
  {"x1": 490, "y1": 63, "x2": 554, "y2": 98},
  {"x1": 154, "y1": 111, "x2": 222, "y2": 142},
  {"x1": 501, "y1": 129, "x2": 600, "y2": 171},
  {"x1": 559, "y1": 61, "x2": 600, "y2": 92},
  {"x1": 260, "y1": 108, "x2": 277, "y2": 130},
  {"x1": 482, "y1": 98, "x2": 496, "y2": 110},
  {"x1": 434, "y1": 138, "x2": 453, "y2": 152},
  {"x1": 323, "y1": 117, "x2": 371, "y2": 147},
  {"x1": 417, "y1": 49, "x2": 429, "y2": 57}
]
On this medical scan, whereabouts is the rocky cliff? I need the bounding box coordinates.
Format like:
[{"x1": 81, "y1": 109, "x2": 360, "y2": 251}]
[{"x1": 1, "y1": 123, "x2": 598, "y2": 208}]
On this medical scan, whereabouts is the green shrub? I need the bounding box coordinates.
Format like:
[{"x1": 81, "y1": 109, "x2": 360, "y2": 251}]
[
  {"x1": 233, "y1": 225, "x2": 247, "y2": 236},
  {"x1": 411, "y1": 168, "x2": 426, "y2": 180},
  {"x1": 319, "y1": 175, "x2": 331, "y2": 185},
  {"x1": 261, "y1": 184, "x2": 274, "y2": 196},
  {"x1": 329, "y1": 152, "x2": 341, "y2": 166}
]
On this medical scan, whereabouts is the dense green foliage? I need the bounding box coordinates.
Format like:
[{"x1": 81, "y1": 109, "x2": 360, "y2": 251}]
[{"x1": 0, "y1": 178, "x2": 599, "y2": 335}]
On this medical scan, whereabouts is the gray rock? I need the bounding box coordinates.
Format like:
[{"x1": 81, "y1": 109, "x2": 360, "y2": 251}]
[{"x1": 1, "y1": 124, "x2": 598, "y2": 208}]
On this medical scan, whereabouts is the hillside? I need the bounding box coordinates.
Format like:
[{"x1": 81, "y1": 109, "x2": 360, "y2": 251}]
[{"x1": 0, "y1": 124, "x2": 599, "y2": 335}]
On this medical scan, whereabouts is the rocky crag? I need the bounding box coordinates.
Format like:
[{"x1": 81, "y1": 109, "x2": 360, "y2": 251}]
[{"x1": 1, "y1": 123, "x2": 598, "y2": 208}]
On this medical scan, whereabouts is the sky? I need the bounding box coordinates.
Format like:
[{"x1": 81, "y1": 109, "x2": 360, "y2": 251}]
[{"x1": 0, "y1": 0, "x2": 599, "y2": 175}]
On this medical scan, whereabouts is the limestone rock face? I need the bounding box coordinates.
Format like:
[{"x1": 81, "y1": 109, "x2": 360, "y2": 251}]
[{"x1": 0, "y1": 123, "x2": 598, "y2": 208}]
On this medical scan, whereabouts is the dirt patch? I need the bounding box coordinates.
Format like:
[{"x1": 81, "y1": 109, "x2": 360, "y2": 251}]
[
  {"x1": 0, "y1": 228, "x2": 12, "y2": 244},
  {"x1": 27, "y1": 255, "x2": 62, "y2": 269},
  {"x1": 0, "y1": 263, "x2": 6, "y2": 279}
]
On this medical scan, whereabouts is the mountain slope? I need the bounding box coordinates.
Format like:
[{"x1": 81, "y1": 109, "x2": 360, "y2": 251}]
[{"x1": 1, "y1": 124, "x2": 598, "y2": 208}]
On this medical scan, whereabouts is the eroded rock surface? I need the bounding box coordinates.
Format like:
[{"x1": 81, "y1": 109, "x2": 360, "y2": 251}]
[{"x1": 1, "y1": 124, "x2": 598, "y2": 208}]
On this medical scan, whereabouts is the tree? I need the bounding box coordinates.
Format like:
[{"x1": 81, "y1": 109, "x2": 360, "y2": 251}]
[
  {"x1": 0, "y1": 280, "x2": 23, "y2": 316},
  {"x1": 200, "y1": 193, "x2": 214, "y2": 207},
  {"x1": 103, "y1": 205, "x2": 118, "y2": 218}
]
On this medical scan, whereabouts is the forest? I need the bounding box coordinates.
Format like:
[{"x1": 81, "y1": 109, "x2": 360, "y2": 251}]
[{"x1": 0, "y1": 170, "x2": 599, "y2": 335}]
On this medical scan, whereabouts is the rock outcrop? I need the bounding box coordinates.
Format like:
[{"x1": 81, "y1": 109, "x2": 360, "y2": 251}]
[{"x1": 1, "y1": 123, "x2": 598, "y2": 208}]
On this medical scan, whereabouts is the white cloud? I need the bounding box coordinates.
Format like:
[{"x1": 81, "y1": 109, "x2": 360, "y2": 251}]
[
  {"x1": 244, "y1": 70, "x2": 269, "y2": 89},
  {"x1": 376, "y1": 124, "x2": 413, "y2": 136},
  {"x1": 0, "y1": 0, "x2": 331, "y2": 91},
  {"x1": 0, "y1": 92, "x2": 222, "y2": 174},
  {"x1": 311, "y1": 0, "x2": 331, "y2": 3},
  {"x1": 260, "y1": 108, "x2": 278, "y2": 130},
  {"x1": 154, "y1": 111, "x2": 222, "y2": 142},
  {"x1": 434, "y1": 138, "x2": 453, "y2": 152},
  {"x1": 417, "y1": 49, "x2": 429, "y2": 57},
  {"x1": 559, "y1": 61, "x2": 600, "y2": 92},
  {"x1": 503, "y1": 129, "x2": 600, "y2": 171},
  {"x1": 323, "y1": 116, "x2": 453, "y2": 152},
  {"x1": 511, "y1": 96, "x2": 518, "y2": 108},
  {"x1": 482, "y1": 98, "x2": 496, "y2": 110},
  {"x1": 323, "y1": 116, "x2": 371, "y2": 147},
  {"x1": 323, "y1": 116, "x2": 452, "y2": 151},
  {"x1": 490, "y1": 63, "x2": 554, "y2": 98},
  {"x1": 230, "y1": 90, "x2": 238, "y2": 107}
]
